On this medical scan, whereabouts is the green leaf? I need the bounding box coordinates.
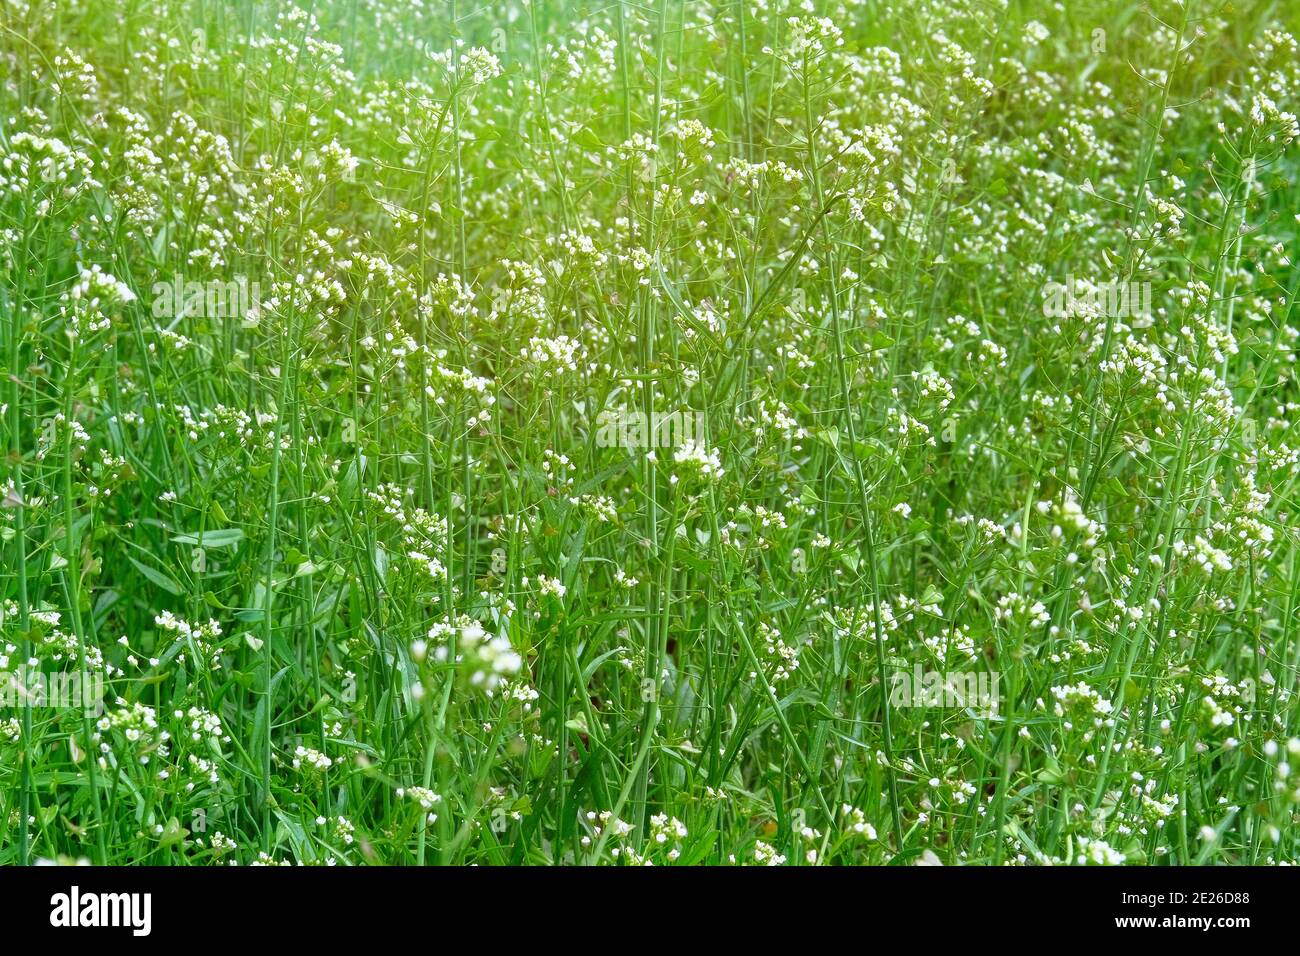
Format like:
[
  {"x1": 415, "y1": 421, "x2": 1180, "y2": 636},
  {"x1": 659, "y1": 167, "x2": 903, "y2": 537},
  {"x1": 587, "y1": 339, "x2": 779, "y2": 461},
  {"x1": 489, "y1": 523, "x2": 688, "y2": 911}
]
[
  {"x1": 1036, "y1": 757, "x2": 1066, "y2": 785},
  {"x1": 127, "y1": 556, "x2": 184, "y2": 596},
  {"x1": 171, "y1": 528, "x2": 244, "y2": 548},
  {"x1": 919, "y1": 584, "x2": 945, "y2": 607},
  {"x1": 1124, "y1": 679, "x2": 1143, "y2": 706},
  {"x1": 159, "y1": 816, "x2": 188, "y2": 848},
  {"x1": 564, "y1": 713, "x2": 590, "y2": 736},
  {"x1": 510, "y1": 794, "x2": 533, "y2": 815},
  {"x1": 816, "y1": 425, "x2": 840, "y2": 449}
]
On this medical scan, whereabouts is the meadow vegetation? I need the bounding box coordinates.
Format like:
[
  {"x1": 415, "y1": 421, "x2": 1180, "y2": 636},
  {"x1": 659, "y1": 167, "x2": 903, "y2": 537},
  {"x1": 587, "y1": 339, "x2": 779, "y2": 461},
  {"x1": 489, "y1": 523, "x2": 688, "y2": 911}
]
[{"x1": 2, "y1": 0, "x2": 1300, "y2": 865}]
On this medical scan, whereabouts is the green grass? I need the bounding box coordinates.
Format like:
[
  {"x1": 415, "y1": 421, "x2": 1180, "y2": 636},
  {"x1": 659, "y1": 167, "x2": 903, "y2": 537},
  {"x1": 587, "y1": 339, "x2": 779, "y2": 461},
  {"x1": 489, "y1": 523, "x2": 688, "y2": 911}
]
[{"x1": 2, "y1": 0, "x2": 1300, "y2": 865}]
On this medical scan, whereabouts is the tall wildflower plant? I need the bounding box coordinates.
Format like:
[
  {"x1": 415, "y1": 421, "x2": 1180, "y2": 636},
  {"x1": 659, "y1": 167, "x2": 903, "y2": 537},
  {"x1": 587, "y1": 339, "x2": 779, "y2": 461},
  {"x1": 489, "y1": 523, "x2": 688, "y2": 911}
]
[{"x1": 0, "y1": 0, "x2": 1299, "y2": 866}]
